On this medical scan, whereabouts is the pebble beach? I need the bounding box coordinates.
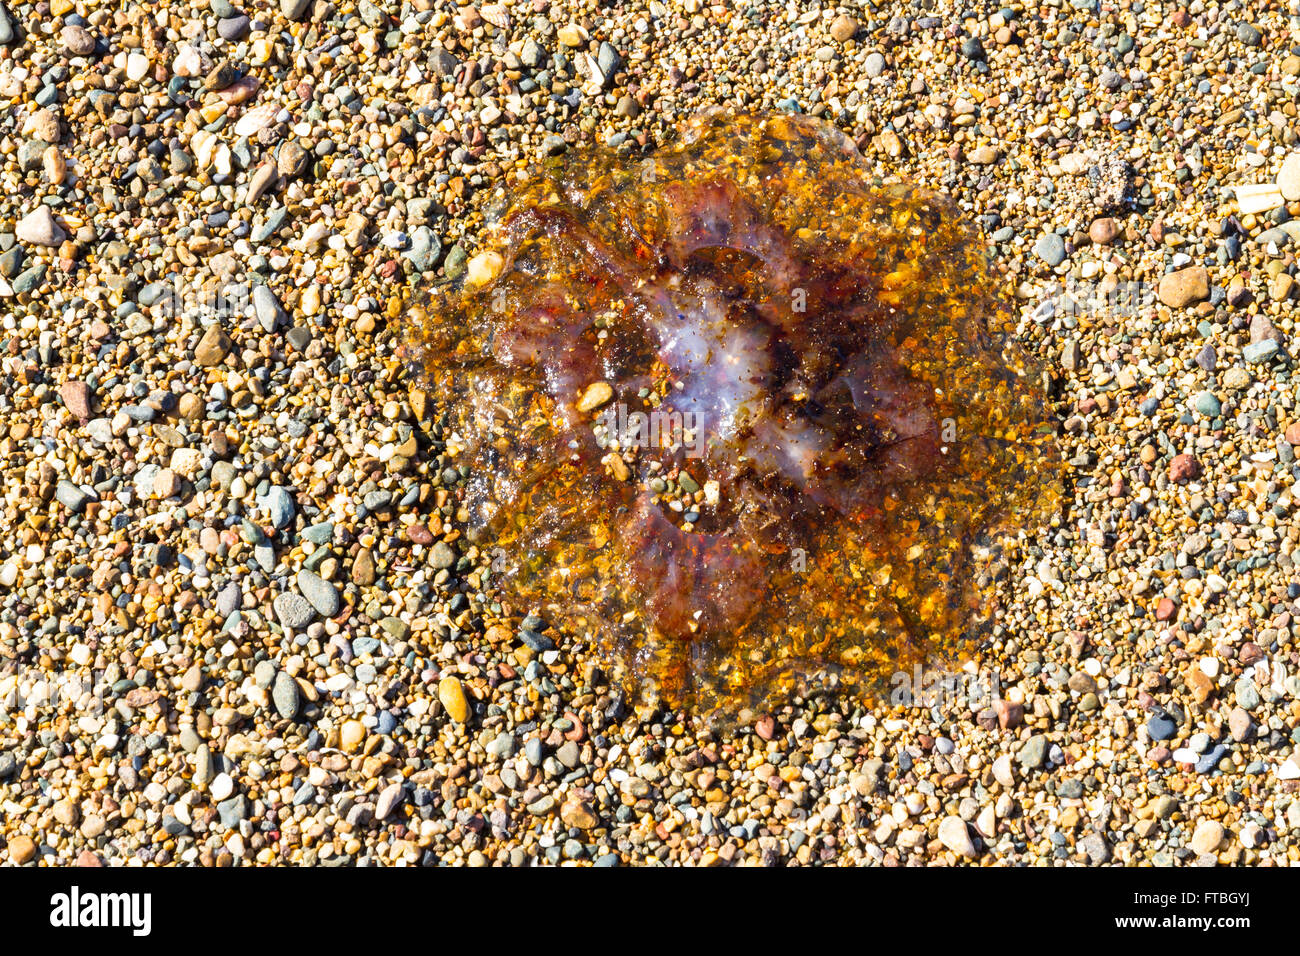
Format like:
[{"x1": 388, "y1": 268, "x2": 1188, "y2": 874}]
[{"x1": 2, "y1": 0, "x2": 1300, "y2": 868}]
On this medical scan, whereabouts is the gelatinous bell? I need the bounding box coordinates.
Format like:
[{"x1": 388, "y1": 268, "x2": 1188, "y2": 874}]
[{"x1": 406, "y1": 109, "x2": 1062, "y2": 719}]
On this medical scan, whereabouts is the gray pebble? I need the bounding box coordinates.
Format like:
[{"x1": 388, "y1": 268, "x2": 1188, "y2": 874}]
[
  {"x1": 273, "y1": 591, "x2": 316, "y2": 629},
  {"x1": 271, "y1": 670, "x2": 300, "y2": 719},
  {"x1": 1017, "y1": 734, "x2": 1047, "y2": 769},
  {"x1": 217, "y1": 15, "x2": 250, "y2": 40},
  {"x1": 216, "y1": 580, "x2": 242, "y2": 618},
  {"x1": 296, "y1": 568, "x2": 339, "y2": 617},
  {"x1": 252, "y1": 284, "x2": 286, "y2": 332},
  {"x1": 1034, "y1": 232, "x2": 1067, "y2": 267},
  {"x1": 429, "y1": 541, "x2": 456, "y2": 569},
  {"x1": 55, "y1": 480, "x2": 90, "y2": 513},
  {"x1": 217, "y1": 795, "x2": 248, "y2": 828},
  {"x1": 263, "y1": 485, "x2": 295, "y2": 529},
  {"x1": 193, "y1": 744, "x2": 214, "y2": 787}
]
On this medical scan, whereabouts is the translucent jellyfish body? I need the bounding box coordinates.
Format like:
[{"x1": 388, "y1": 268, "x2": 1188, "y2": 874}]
[{"x1": 407, "y1": 111, "x2": 1062, "y2": 717}]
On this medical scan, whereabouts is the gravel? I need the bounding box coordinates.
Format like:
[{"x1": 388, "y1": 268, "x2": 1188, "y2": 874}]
[{"x1": 1, "y1": 0, "x2": 1298, "y2": 870}]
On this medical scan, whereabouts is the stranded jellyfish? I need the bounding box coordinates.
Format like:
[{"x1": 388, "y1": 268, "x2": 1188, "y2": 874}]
[{"x1": 406, "y1": 110, "x2": 1062, "y2": 717}]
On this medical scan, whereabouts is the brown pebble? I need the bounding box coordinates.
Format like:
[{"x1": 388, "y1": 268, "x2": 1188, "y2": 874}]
[
  {"x1": 59, "y1": 380, "x2": 93, "y2": 418},
  {"x1": 1186, "y1": 667, "x2": 1214, "y2": 704},
  {"x1": 1228, "y1": 707, "x2": 1254, "y2": 742},
  {"x1": 352, "y1": 547, "x2": 376, "y2": 586},
  {"x1": 194, "y1": 323, "x2": 233, "y2": 366},
  {"x1": 1157, "y1": 266, "x2": 1209, "y2": 308},
  {"x1": 560, "y1": 801, "x2": 599, "y2": 830},
  {"x1": 563, "y1": 711, "x2": 586, "y2": 742},
  {"x1": 7, "y1": 835, "x2": 36, "y2": 864},
  {"x1": 1250, "y1": 314, "x2": 1281, "y2": 344},
  {"x1": 438, "y1": 676, "x2": 470, "y2": 723},
  {"x1": 1238, "y1": 642, "x2": 1265, "y2": 665},
  {"x1": 152, "y1": 467, "x2": 182, "y2": 498},
  {"x1": 995, "y1": 698, "x2": 1023, "y2": 729},
  {"x1": 1088, "y1": 217, "x2": 1120, "y2": 244},
  {"x1": 829, "y1": 14, "x2": 858, "y2": 42},
  {"x1": 1168, "y1": 453, "x2": 1201, "y2": 483},
  {"x1": 61, "y1": 24, "x2": 96, "y2": 55}
]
